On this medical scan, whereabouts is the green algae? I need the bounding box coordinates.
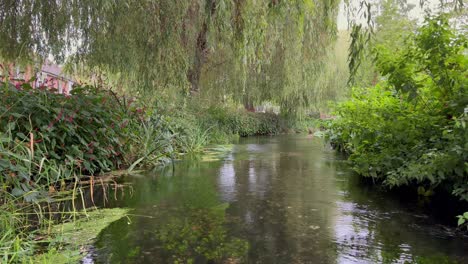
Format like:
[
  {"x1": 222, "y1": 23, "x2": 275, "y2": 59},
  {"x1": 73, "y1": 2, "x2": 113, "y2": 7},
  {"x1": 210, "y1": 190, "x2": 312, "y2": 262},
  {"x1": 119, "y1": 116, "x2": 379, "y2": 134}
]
[{"x1": 34, "y1": 208, "x2": 129, "y2": 263}]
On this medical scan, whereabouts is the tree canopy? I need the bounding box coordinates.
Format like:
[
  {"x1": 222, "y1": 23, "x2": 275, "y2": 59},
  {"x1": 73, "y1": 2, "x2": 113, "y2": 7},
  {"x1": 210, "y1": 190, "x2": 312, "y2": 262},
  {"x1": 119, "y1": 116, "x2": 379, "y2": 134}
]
[{"x1": 0, "y1": 0, "x2": 341, "y2": 114}]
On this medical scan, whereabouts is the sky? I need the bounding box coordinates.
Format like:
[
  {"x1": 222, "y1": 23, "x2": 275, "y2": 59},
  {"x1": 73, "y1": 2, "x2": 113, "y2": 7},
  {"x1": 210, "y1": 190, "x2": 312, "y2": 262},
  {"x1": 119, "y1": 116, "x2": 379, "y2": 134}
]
[{"x1": 337, "y1": 0, "x2": 441, "y2": 30}]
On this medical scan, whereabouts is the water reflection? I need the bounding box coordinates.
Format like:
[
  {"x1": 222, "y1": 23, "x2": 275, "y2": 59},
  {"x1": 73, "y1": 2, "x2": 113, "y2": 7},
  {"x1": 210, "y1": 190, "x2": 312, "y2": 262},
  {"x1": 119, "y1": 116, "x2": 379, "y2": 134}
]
[
  {"x1": 93, "y1": 135, "x2": 467, "y2": 264},
  {"x1": 218, "y1": 160, "x2": 236, "y2": 201},
  {"x1": 217, "y1": 137, "x2": 340, "y2": 263},
  {"x1": 93, "y1": 171, "x2": 248, "y2": 263}
]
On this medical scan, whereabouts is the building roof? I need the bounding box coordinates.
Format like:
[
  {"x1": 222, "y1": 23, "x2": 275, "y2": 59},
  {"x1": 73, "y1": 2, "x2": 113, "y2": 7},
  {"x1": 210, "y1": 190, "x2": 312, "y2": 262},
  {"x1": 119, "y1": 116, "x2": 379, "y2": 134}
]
[
  {"x1": 41, "y1": 62, "x2": 63, "y2": 77},
  {"x1": 41, "y1": 61, "x2": 74, "y2": 82}
]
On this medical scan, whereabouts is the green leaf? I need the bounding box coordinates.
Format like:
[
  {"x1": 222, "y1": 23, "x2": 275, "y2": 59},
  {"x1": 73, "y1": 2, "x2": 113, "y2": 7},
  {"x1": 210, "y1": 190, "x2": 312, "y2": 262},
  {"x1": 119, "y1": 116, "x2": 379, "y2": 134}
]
[
  {"x1": 417, "y1": 186, "x2": 425, "y2": 195},
  {"x1": 10, "y1": 113, "x2": 24, "y2": 118},
  {"x1": 128, "y1": 157, "x2": 145, "y2": 172},
  {"x1": 11, "y1": 187, "x2": 24, "y2": 197},
  {"x1": 458, "y1": 217, "x2": 466, "y2": 226}
]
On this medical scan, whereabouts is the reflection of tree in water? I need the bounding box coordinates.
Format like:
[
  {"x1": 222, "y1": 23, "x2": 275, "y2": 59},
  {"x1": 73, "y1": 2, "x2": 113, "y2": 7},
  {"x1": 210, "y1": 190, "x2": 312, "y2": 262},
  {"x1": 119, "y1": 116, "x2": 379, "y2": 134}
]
[
  {"x1": 220, "y1": 138, "x2": 339, "y2": 263},
  {"x1": 155, "y1": 204, "x2": 248, "y2": 263}
]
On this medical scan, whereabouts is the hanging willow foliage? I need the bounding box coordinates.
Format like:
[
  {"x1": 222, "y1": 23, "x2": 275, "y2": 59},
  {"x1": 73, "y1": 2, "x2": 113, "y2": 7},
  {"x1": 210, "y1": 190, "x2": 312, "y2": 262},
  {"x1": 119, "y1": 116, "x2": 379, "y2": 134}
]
[
  {"x1": 200, "y1": 0, "x2": 340, "y2": 115},
  {"x1": 0, "y1": 0, "x2": 340, "y2": 114}
]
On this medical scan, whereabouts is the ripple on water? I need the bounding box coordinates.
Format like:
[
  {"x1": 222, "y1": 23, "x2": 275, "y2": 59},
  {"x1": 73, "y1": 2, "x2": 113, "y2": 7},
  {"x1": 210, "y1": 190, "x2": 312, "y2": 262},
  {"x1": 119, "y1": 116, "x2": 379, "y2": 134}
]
[{"x1": 90, "y1": 135, "x2": 467, "y2": 264}]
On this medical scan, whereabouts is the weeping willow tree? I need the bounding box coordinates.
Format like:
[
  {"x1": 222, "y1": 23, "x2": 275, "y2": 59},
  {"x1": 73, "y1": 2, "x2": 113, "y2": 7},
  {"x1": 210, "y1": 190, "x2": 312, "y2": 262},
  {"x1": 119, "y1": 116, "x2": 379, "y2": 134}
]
[
  {"x1": 0, "y1": 0, "x2": 340, "y2": 115},
  {"x1": 199, "y1": 0, "x2": 340, "y2": 115}
]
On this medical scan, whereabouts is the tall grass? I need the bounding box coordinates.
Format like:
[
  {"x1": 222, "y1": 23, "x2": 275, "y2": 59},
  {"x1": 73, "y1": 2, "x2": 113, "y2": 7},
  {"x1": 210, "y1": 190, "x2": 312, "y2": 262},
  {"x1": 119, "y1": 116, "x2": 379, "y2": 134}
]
[
  {"x1": 0, "y1": 193, "x2": 33, "y2": 263},
  {"x1": 125, "y1": 114, "x2": 175, "y2": 171},
  {"x1": 0, "y1": 173, "x2": 130, "y2": 263},
  {"x1": 178, "y1": 125, "x2": 212, "y2": 154}
]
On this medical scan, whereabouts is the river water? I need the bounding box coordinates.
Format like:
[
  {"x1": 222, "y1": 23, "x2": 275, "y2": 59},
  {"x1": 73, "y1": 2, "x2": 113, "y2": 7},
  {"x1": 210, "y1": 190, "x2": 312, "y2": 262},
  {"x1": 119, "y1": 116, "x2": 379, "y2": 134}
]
[{"x1": 91, "y1": 135, "x2": 467, "y2": 263}]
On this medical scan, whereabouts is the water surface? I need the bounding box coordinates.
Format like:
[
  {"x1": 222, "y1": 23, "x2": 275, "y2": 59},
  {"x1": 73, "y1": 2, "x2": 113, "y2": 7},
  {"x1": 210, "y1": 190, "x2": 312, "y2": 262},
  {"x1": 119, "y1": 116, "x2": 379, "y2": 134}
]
[{"x1": 92, "y1": 135, "x2": 467, "y2": 263}]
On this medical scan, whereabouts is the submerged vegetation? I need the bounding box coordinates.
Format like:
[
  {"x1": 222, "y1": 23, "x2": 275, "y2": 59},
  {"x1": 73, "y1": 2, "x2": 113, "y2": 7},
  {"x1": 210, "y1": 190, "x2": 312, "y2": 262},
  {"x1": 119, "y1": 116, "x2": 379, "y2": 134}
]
[{"x1": 155, "y1": 205, "x2": 249, "y2": 263}]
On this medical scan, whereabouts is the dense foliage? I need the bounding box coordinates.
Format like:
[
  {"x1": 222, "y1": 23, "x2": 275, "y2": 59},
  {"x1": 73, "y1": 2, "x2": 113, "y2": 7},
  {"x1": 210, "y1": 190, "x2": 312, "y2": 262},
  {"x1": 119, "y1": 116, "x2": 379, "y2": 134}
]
[
  {"x1": 0, "y1": 84, "x2": 126, "y2": 199},
  {"x1": 344, "y1": 0, "x2": 464, "y2": 85},
  {"x1": 349, "y1": 0, "x2": 417, "y2": 87},
  {"x1": 199, "y1": 106, "x2": 281, "y2": 137},
  {"x1": 326, "y1": 15, "x2": 468, "y2": 201}
]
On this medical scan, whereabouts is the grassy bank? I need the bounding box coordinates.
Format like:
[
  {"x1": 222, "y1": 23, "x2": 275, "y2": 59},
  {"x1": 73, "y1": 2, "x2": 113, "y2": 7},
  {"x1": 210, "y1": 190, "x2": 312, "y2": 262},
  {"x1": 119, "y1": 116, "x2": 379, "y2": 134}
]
[{"x1": 1, "y1": 197, "x2": 129, "y2": 263}]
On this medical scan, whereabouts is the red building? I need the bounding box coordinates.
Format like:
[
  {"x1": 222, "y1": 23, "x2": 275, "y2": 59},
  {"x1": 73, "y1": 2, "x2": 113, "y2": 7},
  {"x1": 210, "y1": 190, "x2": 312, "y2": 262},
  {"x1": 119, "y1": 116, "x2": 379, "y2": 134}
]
[{"x1": 0, "y1": 61, "x2": 75, "y2": 94}]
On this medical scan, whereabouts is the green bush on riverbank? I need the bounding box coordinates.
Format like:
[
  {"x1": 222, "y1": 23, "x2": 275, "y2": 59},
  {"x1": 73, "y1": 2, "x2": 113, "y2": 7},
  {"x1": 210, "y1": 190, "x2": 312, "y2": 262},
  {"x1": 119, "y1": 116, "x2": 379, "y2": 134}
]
[
  {"x1": 1, "y1": 85, "x2": 123, "y2": 199},
  {"x1": 0, "y1": 84, "x2": 173, "y2": 199},
  {"x1": 198, "y1": 106, "x2": 282, "y2": 137},
  {"x1": 325, "y1": 16, "x2": 467, "y2": 202}
]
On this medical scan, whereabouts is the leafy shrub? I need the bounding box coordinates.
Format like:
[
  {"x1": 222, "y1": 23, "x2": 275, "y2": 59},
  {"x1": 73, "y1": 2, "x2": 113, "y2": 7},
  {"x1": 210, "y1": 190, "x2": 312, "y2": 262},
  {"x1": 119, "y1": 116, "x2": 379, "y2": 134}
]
[
  {"x1": 161, "y1": 103, "x2": 283, "y2": 149},
  {"x1": 287, "y1": 116, "x2": 319, "y2": 133},
  {"x1": 457, "y1": 212, "x2": 468, "y2": 230},
  {"x1": 325, "y1": 15, "x2": 468, "y2": 201},
  {"x1": 0, "y1": 83, "x2": 181, "y2": 197},
  {"x1": 0, "y1": 84, "x2": 130, "y2": 195}
]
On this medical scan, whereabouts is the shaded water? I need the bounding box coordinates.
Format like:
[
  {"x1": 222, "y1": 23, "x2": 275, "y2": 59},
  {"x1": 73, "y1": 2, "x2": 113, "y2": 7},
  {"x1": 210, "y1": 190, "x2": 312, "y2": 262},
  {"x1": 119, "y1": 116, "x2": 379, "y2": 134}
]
[{"x1": 91, "y1": 135, "x2": 467, "y2": 263}]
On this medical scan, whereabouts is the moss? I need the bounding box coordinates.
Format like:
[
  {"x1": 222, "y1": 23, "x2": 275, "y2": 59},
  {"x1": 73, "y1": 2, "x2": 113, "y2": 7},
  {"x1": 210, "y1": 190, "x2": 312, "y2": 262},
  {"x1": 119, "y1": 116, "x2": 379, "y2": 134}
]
[{"x1": 34, "y1": 208, "x2": 129, "y2": 263}]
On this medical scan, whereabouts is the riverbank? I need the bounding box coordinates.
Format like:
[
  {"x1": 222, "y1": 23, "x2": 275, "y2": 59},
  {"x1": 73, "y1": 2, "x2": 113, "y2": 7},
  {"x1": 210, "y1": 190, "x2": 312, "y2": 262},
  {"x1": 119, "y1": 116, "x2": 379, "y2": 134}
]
[{"x1": 0, "y1": 82, "x2": 318, "y2": 262}]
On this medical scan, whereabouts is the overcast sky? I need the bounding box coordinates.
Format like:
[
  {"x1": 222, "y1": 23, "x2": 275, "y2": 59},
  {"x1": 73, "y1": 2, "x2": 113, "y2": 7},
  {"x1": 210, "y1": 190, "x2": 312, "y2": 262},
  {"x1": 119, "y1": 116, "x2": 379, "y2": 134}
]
[{"x1": 337, "y1": 0, "x2": 441, "y2": 30}]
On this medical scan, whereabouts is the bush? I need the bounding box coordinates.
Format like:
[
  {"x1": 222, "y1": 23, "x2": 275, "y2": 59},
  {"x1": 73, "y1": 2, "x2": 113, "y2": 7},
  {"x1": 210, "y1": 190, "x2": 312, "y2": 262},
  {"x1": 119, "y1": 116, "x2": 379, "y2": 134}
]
[
  {"x1": 161, "y1": 103, "x2": 283, "y2": 148},
  {"x1": 0, "y1": 83, "x2": 181, "y2": 197},
  {"x1": 0, "y1": 84, "x2": 130, "y2": 196},
  {"x1": 123, "y1": 112, "x2": 176, "y2": 169},
  {"x1": 325, "y1": 15, "x2": 468, "y2": 201}
]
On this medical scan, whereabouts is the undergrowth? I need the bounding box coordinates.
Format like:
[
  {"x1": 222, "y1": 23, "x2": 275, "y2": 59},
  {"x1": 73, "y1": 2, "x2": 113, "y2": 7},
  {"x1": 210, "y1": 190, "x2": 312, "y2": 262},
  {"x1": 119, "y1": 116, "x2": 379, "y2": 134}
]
[{"x1": 325, "y1": 16, "x2": 467, "y2": 204}]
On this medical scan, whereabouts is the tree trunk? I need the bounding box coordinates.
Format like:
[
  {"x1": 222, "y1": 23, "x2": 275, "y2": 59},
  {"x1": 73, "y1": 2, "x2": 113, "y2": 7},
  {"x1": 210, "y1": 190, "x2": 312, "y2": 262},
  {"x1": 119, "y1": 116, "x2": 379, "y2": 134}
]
[
  {"x1": 187, "y1": 0, "x2": 217, "y2": 95},
  {"x1": 243, "y1": 98, "x2": 255, "y2": 112},
  {"x1": 187, "y1": 23, "x2": 207, "y2": 95}
]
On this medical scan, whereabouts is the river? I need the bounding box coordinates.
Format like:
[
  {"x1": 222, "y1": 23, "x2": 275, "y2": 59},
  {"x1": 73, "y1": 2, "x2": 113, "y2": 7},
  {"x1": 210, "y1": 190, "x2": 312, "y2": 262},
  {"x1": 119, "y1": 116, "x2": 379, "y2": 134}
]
[{"x1": 89, "y1": 135, "x2": 467, "y2": 263}]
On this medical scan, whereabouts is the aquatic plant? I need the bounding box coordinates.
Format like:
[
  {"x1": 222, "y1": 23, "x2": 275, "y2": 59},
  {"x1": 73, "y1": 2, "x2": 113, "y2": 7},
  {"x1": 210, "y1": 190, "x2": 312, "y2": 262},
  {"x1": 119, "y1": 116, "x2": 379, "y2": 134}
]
[{"x1": 156, "y1": 204, "x2": 249, "y2": 263}]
